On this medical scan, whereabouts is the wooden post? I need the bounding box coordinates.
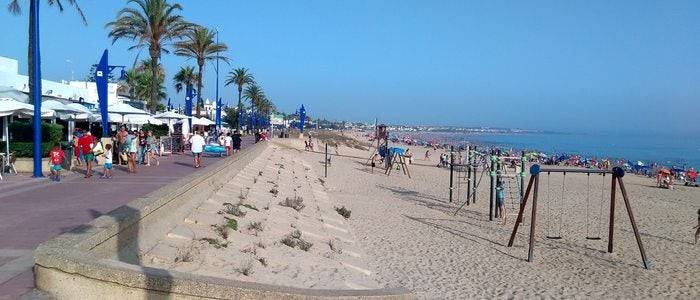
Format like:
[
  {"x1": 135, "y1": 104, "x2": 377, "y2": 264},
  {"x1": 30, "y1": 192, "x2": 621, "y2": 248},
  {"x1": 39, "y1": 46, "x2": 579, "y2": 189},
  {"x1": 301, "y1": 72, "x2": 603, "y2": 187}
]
[
  {"x1": 449, "y1": 146, "x2": 454, "y2": 203},
  {"x1": 527, "y1": 175, "x2": 540, "y2": 262},
  {"x1": 508, "y1": 175, "x2": 536, "y2": 247},
  {"x1": 608, "y1": 175, "x2": 617, "y2": 253},
  {"x1": 472, "y1": 146, "x2": 477, "y2": 204},
  {"x1": 466, "y1": 146, "x2": 472, "y2": 204},
  {"x1": 520, "y1": 150, "x2": 526, "y2": 199},
  {"x1": 489, "y1": 154, "x2": 496, "y2": 221},
  {"x1": 324, "y1": 143, "x2": 328, "y2": 178},
  {"x1": 617, "y1": 177, "x2": 649, "y2": 269}
]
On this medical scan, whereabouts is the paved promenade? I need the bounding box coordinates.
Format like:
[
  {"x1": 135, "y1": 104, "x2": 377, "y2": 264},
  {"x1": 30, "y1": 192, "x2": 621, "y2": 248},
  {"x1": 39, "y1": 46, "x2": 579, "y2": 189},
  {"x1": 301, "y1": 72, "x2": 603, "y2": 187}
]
[{"x1": 0, "y1": 137, "x2": 254, "y2": 299}]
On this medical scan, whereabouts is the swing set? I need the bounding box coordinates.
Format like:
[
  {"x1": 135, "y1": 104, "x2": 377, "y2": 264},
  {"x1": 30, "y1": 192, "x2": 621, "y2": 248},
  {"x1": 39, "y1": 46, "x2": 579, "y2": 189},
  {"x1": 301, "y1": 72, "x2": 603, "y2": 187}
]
[{"x1": 507, "y1": 164, "x2": 649, "y2": 269}]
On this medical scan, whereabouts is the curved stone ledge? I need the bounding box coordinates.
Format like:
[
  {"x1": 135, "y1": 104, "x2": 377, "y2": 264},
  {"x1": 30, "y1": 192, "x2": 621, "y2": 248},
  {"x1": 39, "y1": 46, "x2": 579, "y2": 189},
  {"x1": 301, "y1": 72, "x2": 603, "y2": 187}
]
[{"x1": 34, "y1": 142, "x2": 413, "y2": 299}]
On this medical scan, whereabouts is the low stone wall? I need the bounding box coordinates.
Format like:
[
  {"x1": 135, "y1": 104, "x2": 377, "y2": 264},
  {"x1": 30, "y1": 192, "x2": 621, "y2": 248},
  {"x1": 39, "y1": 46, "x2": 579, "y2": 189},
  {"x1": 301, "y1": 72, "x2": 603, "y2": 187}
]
[
  {"x1": 34, "y1": 141, "x2": 413, "y2": 299},
  {"x1": 13, "y1": 157, "x2": 50, "y2": 173}
]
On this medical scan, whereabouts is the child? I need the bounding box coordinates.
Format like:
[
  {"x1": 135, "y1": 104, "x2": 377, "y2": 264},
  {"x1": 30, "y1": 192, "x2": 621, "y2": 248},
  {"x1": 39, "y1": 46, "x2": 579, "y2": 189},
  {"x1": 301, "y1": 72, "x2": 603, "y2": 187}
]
[
  {"x1": 496, "y1": 179, "x2": 506, "y2": 224},
  {"x1": 48, "y1": 143, "x2": 65, "y2": 182},
  {"x1": 101, "y1": 144, "x2": 114, "y2": 179},
  {"x1": 694, "y1": 209, "x2": 699, "y2": 245}
]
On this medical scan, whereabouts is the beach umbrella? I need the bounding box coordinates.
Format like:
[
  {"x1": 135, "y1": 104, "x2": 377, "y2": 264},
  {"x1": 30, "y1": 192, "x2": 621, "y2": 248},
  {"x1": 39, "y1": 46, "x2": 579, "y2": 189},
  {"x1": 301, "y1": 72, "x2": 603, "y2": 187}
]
[
  {"x1": 124, "y1": 114, "x2": 163, "y2": 125},
  {"x1": 193, "y1": 117, "x2": 215, "y2": 126},
  {"x1": 0, "y1": 98, "x2": 34, "y2": 165},
  {"x1": 155, "y1": 111, "x2": 189, "y2": 134},
  {"x1": 154, "y1": 111, "x2": 188, "y2": 120},
  {"x1": 0, "y1": 98, "x2": 56, "y2": 167},
  {"x1": 108, "y1": 103, "x2": 150, "y2": 124}
]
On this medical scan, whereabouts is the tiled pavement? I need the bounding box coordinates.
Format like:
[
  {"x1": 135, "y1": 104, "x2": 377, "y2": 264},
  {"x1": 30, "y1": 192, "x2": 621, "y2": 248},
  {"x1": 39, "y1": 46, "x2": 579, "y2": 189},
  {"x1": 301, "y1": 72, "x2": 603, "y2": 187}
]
[{"x1": 0, "y1": 137, "x2": 255, "y2": 299}]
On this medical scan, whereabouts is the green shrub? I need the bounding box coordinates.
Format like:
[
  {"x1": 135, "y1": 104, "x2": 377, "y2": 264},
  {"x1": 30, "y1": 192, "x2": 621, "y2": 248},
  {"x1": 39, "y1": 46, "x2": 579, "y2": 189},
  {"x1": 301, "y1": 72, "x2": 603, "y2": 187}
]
[
  {"x1": 9, "y1": 121, "x2": 63, "y2": 143},
  {"x1": 335, "y1": 206, "x2": 352, "y2": 219},
  {"x1": 142, "y1": 124, "x2": 169, "y2": 137}
]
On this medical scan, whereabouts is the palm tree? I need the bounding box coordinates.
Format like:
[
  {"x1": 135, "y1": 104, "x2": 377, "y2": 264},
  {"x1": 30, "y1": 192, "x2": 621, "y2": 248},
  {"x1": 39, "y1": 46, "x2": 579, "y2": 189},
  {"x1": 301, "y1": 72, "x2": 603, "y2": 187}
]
[
  {"x1": 224, "y1": 67, "x2": 254, "y2": 128},
  {"x1": 173, "y1": 66, "x2": 198, "y2": 94},
  {"x1": 107, "y1": 0, "x2": 190, "y2": 111},
  {"x1": 243, "y1": 83, "x2": 265, "y2": 130},
  {"x1": 174, "y1": 25, "x2": 228, "y2": 116}
]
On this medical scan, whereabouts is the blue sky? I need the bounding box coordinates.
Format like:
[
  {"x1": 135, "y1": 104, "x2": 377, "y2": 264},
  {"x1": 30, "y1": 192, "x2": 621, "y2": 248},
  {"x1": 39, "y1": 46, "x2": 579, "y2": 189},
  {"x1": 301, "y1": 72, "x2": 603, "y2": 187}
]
[{"x1": 0, "y1": 0, "x2": 698, "y2": 134}]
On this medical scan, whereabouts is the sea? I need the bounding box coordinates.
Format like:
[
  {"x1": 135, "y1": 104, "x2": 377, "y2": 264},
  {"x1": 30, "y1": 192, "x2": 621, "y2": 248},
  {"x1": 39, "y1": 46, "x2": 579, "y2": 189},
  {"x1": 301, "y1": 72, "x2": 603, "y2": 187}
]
[{"x1": 395, "y1": 131, "x2": 700, "y2": 169}]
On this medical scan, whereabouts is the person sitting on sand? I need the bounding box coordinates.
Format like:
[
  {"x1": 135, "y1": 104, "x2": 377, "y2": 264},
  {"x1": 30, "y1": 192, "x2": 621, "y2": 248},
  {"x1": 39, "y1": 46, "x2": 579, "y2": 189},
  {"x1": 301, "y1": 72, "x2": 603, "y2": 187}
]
[
  {"x1": 405, "y1": 148, "x2": 413, "y2": 164},
  {"x1": 425, "y1": 150, "x2": 430, "y2": 160}
]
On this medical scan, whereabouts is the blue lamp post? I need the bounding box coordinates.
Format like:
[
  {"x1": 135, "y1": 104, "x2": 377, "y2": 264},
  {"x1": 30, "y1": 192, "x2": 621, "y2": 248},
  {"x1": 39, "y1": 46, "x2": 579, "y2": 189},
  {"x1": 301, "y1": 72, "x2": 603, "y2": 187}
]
[
  {"x1": 215, "y1": 97, "x2": 222, "y2": 131},
  {"x1": 214, "y1": 29, "x2": 223, "y2": 131},
  {"x1": 185, "y1": 86, "x2": 194, "y2": 132},
  {"x1": 30, "y1": 0, "x2": 42, "y2": 177},
  {"x1": 94, "y1": 50, "x2": 126, "y2": 138}
]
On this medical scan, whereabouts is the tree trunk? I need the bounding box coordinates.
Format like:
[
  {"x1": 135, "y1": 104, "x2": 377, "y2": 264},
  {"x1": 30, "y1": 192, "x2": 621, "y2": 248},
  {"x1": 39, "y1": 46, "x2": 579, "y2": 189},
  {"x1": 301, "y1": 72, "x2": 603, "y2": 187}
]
[
  {"x1": 150, "y1": 56, "x2": 159, "y2": 113},
  {"x1": 196, "y1": 63, "x2": 203, "y2": 117}
]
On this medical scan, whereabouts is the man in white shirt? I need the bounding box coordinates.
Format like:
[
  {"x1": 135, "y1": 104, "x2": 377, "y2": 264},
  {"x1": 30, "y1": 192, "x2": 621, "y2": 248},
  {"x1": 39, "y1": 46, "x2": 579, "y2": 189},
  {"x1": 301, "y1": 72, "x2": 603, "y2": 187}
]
[
  {"x1": 224, "y1": 133, "x2": 233, "y2": 156},
  {"x1": 190, "y1": 131, "x2": 205, "y2": 168}
]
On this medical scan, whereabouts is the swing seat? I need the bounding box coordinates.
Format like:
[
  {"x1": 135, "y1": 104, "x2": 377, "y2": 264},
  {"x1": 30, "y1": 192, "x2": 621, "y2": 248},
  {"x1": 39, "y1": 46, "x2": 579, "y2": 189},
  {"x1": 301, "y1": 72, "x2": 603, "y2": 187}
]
[
  {"x1": 545, "y1": 236, "x2": 562, "y2": 240},
  {"x1": 585, "y1": 236, "x2": 602, "y2": 240}
]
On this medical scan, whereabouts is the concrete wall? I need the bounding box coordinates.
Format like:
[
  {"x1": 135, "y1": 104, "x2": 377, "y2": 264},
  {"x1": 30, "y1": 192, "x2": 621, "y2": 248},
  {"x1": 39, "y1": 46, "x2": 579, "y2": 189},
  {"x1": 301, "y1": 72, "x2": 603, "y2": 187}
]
[{"x1": 34, "y1": 141, "x2": 413, "y2": 299}]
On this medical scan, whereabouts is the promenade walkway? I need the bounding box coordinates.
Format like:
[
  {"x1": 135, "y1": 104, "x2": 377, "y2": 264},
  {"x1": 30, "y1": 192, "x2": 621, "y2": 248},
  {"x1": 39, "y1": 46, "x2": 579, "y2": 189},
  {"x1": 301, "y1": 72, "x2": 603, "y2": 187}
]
[{"x1": 0, "y1": 137, "x2": 254, "y2": 299}]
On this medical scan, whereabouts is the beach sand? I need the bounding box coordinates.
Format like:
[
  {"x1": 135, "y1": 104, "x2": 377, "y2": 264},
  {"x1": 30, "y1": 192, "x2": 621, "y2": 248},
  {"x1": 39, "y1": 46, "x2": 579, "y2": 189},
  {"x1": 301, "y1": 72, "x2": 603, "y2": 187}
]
[
  {"x1": 296, "y1": 132, "x2": 698, "y2": 299},
  {"x1": 144, "y1": 132, "x2": 698, "y2": 298}
]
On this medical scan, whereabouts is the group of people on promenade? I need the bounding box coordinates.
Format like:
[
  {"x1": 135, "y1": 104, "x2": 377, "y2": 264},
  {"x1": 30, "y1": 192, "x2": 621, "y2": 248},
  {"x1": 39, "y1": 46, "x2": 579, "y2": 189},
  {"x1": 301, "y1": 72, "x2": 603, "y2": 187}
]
[{"x1": 46, "y1": 126, "x2": 250, "y2": 181}]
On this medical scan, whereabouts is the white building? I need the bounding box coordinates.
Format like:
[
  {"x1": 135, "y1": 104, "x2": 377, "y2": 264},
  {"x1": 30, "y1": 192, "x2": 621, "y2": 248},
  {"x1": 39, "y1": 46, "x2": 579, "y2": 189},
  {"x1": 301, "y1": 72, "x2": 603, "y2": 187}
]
[
  {"x1": 0, "y1": 56, "x2": 136, "y2": 107},
  {"x1": 0, "y1": 56, "x2": 90, "y2": 101}
]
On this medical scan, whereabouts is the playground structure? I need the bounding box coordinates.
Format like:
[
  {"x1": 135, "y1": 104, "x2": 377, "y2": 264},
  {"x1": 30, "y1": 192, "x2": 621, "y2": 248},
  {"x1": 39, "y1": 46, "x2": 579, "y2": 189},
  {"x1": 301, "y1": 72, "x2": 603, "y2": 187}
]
[
  {"x1": 384, "y1": 147, "x2": 411, "y2": 178},
  {"x1": 366, "y1": 124, "x2": 389, "y2": 169},
  {"x1": 507, "y1": 165, "x2": 649, "y2": 269},
  {"x1": 451, "y1": 146, "x2": 487, "y2": 208},
  {"x1": 489, "y1": 151, "x2": 526, "y2": 222},
  {"x1": 451, "y1": 148, "x2": 526, "y2": 221}
]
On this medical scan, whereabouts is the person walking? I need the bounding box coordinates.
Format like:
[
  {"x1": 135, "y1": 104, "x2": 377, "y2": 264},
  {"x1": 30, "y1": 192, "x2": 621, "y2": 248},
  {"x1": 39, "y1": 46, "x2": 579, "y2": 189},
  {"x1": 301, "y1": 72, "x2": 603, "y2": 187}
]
[
  {"x1": 146, "y1": 130, "x2": 160, "y2": 166},
  {"x1": 48, "y1": 143, "x2": 65, "y2": 182},
  {"x1": 79, "y1": 132, "x2": 96, "y2": 178},
  {"x1": 127, "y1": 130, "x2": 137, "y2": 173},
  {"x1": 190, "y1": 131, "x2": 205, "y2": 168},
  {"x1": 224, "y1": 132, "x2": 233, "y2": 156},
  {"x1": 72, "y1": 135, "x2": 82, "y2": 167},
  {"x1": 101, "y1": 144, "x2": 114, "y2": 179},
  {"x1": 232, "y1": 130, "x2": 242, "y2": 154},
  {"x1": 138, "y1": 130, "x2": 148, "y2": 165}
]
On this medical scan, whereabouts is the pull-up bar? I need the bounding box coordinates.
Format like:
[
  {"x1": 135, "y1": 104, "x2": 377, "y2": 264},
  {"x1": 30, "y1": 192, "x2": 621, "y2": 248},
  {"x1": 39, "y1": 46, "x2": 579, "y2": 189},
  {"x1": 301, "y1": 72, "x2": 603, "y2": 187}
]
[{"x1": 507, "y1": 164, "x2": 649, "y2": 269}]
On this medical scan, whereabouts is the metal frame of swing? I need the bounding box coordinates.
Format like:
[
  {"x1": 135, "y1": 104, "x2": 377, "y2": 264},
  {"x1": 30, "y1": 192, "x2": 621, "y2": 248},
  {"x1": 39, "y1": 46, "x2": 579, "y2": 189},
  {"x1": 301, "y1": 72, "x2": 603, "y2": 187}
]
[
  {"x1": 452, "y1": 146, "x2": 489, "y2": 215},
  {"x1": 507, "y1": 165, "x2": 650, "y2": 269}
]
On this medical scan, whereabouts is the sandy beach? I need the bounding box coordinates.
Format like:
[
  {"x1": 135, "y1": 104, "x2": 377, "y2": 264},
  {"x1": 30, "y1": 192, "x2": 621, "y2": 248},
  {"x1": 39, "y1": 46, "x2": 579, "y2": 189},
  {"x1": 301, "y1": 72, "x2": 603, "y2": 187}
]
[{"x1": 142, "y1": 133, "x2": 698, "y2": 299}]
